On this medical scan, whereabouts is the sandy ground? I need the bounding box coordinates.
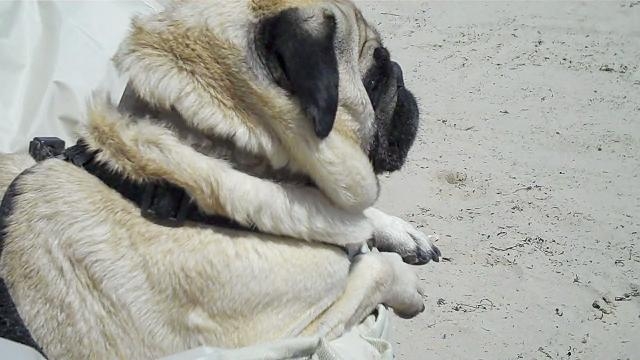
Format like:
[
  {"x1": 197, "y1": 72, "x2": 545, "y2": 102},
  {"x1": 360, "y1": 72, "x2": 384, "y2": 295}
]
[
  {"x1": 355, "y1": 1, "x2": 640, "y2": 359},
  {"x1": 1, "y1": 1, "x2": 637, "y2": 359}
]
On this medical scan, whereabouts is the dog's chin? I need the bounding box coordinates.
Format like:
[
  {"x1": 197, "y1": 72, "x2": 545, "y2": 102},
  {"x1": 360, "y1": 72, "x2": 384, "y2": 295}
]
[{"x1": 369, "y1": 87, "x2": 419, "y2": 174}]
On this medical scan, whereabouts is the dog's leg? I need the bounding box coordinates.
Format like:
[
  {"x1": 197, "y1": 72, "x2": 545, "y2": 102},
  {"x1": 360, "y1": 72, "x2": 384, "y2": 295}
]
[
  {"x1": 365, "y1": 208, "x2": 441, "y2": 265},
  {"x1": 301, "y1": 251, "x2": 424, "y2": 339}
]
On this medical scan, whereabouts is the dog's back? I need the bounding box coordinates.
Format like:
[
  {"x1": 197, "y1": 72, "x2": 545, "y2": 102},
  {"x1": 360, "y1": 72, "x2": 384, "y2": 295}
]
[{"x1": 0, "y1": 154, "x2": 35, "y2": 199}]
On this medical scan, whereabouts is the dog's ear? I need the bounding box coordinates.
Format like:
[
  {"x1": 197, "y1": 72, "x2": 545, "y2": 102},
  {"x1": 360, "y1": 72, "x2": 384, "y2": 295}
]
[{"x1": 259, "y1": 7, "x2": 339, "y2": 139}]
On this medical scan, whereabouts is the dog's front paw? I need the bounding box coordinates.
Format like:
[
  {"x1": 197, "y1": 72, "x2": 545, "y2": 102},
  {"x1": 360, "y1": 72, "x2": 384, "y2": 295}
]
[
  {"x1": 378, "y1": 252, "x2": 425, "y2": 318},
  {"x1": 365, "y1": 208, "x2": 441, "y2": 265}
]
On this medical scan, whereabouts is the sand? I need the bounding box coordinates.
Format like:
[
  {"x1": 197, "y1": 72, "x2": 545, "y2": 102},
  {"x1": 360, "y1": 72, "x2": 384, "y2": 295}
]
[
  {"x1": 355, "y1": 1, "x2": 639, "y2": 359},
  {"x1": 2, "y1": 1, "x2": 638, "y2": 358}
]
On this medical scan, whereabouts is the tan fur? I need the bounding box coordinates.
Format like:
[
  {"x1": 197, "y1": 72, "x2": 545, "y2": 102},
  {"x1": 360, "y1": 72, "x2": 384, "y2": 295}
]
[
  {"x1": 81, "y1": 99, "x2": 373, "y2": 243},
  {"x1": 114, "y1": 0, "x2": 379, "y2": 211},
  {"x1": 0, "y1": 1, "x2": 437, "y2": 358},
  {"x1": 2, "y1": 160, "x2": 350, "y2": 358},
  {"x1": 1, "y1": 158, "x2": 425, "y2": 359},
  {"x1": 0, "y1": 154, "x2": 34, "y2": 194}
]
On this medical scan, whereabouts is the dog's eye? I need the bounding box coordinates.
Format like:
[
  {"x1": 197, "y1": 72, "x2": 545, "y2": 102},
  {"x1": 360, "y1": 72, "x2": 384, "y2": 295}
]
[{"x1": 366, "y1": 74, "x2": 384, "y2": 93}]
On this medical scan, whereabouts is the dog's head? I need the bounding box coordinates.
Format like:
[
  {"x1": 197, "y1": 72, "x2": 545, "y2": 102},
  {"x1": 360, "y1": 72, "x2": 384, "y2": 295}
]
[
  {"x1": 114, "y1": 0, "x2": 420, "y2": 209},
  {"x1": 254, "y1": 2, "x2": 419, "y2": 174}
]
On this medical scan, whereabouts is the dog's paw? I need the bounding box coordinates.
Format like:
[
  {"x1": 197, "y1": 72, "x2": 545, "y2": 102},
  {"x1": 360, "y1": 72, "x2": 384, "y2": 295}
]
[
  {"x1": 378, "y1": 252, "x2": 425, "y2": 318},
  {"x1": 365, "y1": 208, "x2": 441, "y2": 265}
]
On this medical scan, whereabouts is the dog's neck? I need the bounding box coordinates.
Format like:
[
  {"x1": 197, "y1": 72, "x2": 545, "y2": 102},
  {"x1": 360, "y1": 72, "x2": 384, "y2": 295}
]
[{"x1": 115, "y1": 84, "x2": 312, "y2": 186}]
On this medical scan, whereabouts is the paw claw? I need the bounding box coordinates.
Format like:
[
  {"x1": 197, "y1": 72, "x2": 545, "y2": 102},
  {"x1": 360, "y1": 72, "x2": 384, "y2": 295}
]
[
  {"x1": 432, "y1": 245, "x2": 442, "y2": 262},
  {"x1": 405, "y1": 243, "x2": 441, "y2": 265},
  {"x1": 366, "y1": 210, "x2": 442, "y2": 266}
]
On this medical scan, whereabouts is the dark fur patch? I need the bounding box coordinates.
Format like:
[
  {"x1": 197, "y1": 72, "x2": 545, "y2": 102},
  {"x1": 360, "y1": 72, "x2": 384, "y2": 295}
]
[
  {"x1": 257, "y1": 8, "x2": 340, "y2": 138},
  {"x1": 370, "y1": 87, "x2": 419, "y2": 173},
  {"x1": 364, "y1": 48, "x2": 420, "y2": 173},
  {"x1": 0, "y1": 169, "x2": 29, "y2": 259},
  {"x1": 363, "y1": 47, "x2": 393, "y2": 111},
  {"x1": 0, "y1": 169, "x2": 45, "y2": 356}
]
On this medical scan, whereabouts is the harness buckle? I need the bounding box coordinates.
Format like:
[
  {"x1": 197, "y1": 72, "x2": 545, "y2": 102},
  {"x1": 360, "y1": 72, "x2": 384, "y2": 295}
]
[
  {"x1": 140, "y1": 182, "x2": 191, "y2": 227},
  {"x1": 28, "y1": 137, "x2": 66, "y2": 162}
]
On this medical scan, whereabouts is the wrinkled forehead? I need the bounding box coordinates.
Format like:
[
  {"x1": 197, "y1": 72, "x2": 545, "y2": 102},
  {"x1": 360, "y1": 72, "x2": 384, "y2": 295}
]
[
  {"x1": 333, "y1": 1, "x2": 381, "y2": 47},
  {"x1": 350, "y1": 5, "x2": 382, "y2": 77},
  {"x1": 325, "y1": 1, "x2": 383, "y2": 76},
  {"x1": 319, "y1": 0, "x2": 384, "y2": 76}
]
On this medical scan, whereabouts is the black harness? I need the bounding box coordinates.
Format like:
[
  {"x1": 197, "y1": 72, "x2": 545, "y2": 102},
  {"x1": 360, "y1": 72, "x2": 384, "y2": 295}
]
[
  {"x1": 32, "y1": 137, "x2": 249, "y2": 229},
  {"x1": 0, "y1": 137, "x2": 251, "y2": 355}
]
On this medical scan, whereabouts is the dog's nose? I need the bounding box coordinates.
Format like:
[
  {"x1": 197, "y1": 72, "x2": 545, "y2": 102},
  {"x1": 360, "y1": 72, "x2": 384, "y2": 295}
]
[{"x1": 392, "y1": 62, "x2": 404, "y2": 89}]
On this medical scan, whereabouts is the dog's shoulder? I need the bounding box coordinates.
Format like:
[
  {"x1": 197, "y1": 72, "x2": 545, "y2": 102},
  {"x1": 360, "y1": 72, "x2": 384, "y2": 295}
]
[
  {"x1": 1, "y1": 159, "x2": 137, "y2": 248},
  {"x1": 6, "y1": 159, "x2": 120, "y2": 210}
]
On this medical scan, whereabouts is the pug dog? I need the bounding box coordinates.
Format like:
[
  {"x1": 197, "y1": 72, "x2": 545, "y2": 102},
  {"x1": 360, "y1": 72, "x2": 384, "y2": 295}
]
[{"x1": 0, "y1": 0, "x2": 440, "y2": 358}]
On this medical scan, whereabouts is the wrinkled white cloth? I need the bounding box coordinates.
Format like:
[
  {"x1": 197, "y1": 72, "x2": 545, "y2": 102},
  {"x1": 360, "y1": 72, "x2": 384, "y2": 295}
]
[
  {"x1": 0, "y1": 338, "x2": 45, "y2": 360},
  {"x1": 160, "y1": 305, "x2": 393, "y2": 360},
  {"x1": 0, "y1": 0, "x2": 165, "y2": 153},
  {"x1": 0, "y1": 305, "x2": 392, "y2": 360}
]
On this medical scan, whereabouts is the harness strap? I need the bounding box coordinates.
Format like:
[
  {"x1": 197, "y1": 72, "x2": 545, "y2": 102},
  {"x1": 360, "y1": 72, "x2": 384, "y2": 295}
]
[{"x1": 29, "y1": 137, "x2": 250, "y2": 229}]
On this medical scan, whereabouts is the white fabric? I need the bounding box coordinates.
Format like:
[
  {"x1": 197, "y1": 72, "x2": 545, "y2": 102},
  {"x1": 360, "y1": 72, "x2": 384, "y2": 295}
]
[
  {"x1": 0, "y1": 0, "x2": 165, "y2": 153},
  {"x1": 0, "y1": 305, "x2": 392, "y2": 360},
  {"x1": 0, "y1": 338, "x2": 46, "y2": 360},
  {"x1": 161, "y1": 305, "x2": 393, "y2": 360}
]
